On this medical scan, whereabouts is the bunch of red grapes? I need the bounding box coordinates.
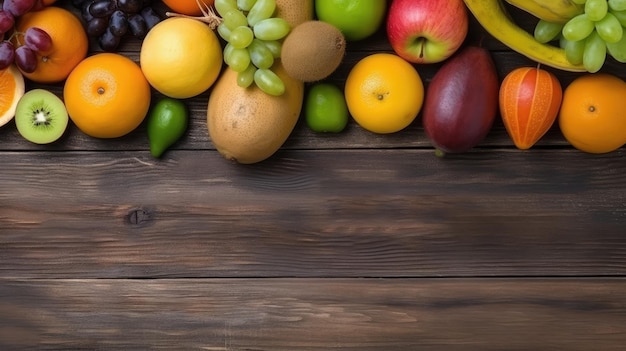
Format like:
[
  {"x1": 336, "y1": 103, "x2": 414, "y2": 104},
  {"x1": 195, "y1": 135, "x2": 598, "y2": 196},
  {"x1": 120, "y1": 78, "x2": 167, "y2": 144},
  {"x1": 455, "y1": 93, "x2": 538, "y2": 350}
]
[
  {"x1": 72, "y1": 0, "x2": 162, "y2": 52},
  {"x1": 0, "y1": 0, "x2": 53, "y2": 72}
]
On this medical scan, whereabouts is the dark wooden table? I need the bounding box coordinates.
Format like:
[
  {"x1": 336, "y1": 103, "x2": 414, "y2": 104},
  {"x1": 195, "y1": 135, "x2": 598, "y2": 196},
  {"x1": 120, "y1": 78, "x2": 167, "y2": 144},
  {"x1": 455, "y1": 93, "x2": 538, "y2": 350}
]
[{"x1": 1, "y1": 1, "x2": 625, "y2": 350}]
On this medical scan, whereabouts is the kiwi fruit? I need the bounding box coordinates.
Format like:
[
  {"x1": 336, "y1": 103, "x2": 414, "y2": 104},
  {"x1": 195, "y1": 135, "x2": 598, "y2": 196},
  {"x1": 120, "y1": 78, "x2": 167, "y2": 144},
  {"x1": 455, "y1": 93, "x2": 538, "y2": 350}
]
[
  {"x1": 15, "y1": 89, "x2": 69, "y2": 144},
  {"x1": 281, "y1": 20, "x2": 346, "y2": 82}
]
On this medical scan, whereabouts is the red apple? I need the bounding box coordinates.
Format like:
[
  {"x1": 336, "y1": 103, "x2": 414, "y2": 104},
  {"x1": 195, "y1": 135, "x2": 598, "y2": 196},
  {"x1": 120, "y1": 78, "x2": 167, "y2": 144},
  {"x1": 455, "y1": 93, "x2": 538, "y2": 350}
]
[{"x1": 386, "y1": 0, "x2": 469, "y2": 64}]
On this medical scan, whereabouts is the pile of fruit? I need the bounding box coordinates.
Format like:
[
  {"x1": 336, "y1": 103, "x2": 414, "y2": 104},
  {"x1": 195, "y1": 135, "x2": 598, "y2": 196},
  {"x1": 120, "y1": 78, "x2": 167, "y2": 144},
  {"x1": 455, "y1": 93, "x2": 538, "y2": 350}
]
[{"x1": 0, "y1": 0, "x2": 624, "y2": 164}]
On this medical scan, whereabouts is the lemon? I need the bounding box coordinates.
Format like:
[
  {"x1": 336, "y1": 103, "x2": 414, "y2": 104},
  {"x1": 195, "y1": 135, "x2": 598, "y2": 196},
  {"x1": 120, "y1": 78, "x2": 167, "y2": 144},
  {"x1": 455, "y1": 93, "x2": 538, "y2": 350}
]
[
  {"x1": 140, "y1": 17, "x2": 223, "y2": 99},
  {"x1": 147, "y1": 98, "x2": 189, "y2": 158}
]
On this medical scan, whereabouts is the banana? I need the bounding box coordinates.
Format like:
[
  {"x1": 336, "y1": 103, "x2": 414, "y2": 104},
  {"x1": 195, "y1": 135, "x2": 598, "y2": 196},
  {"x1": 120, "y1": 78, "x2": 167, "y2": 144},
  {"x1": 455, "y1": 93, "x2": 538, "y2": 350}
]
[
  {"x1": 505, "y1": 0, "x2": 583, "y2": 23},
  {"x1": 463, "y1": 0, "x2": 587, "y2": 72}
]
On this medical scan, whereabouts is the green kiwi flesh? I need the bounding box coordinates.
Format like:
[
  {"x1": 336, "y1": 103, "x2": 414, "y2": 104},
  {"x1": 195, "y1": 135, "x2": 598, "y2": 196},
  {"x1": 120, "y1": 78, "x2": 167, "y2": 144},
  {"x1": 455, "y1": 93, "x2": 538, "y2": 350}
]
[
  {"x1": 15, "y1": 89, "x2": 69, "y2": 144},
  {"x1": 281, "y1": 20, "x2": 346, "y2": 82}
]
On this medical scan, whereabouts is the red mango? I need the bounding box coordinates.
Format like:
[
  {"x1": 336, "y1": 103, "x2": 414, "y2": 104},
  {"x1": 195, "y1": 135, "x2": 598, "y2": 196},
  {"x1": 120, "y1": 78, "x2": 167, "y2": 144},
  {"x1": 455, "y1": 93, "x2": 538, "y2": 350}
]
[
  {"x1": 422, "y1": 46, "x2": 499, "y2": 154},
  {"x1": 499, "y1": 67, "x2": 563, "y2": 150}
]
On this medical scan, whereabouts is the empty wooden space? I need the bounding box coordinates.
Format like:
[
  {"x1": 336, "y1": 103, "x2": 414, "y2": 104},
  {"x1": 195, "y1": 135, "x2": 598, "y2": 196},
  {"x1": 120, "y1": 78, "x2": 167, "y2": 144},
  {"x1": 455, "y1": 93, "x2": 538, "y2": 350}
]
[{"x1": 1, "y1": 1, "x2": 625, "y2": 350}]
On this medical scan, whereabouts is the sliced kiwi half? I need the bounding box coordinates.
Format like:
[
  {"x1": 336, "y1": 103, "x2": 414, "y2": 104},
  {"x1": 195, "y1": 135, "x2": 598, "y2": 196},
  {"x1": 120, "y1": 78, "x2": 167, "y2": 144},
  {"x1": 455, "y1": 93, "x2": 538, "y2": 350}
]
[{"x1": 15, "y1": 89, "x2": 69, "y2": 144}]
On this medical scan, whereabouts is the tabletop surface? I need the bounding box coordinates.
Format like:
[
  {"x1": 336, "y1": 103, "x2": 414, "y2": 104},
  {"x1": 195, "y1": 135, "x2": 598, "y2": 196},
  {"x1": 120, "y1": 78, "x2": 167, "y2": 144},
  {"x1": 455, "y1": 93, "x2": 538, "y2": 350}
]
[{"x1": 1, "y1": 1, "x2": 625, "y2": 350}]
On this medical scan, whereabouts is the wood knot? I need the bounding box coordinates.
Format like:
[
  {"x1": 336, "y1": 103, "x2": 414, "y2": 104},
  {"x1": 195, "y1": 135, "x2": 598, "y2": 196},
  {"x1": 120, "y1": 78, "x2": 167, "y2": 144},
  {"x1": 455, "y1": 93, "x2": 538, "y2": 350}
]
[{"x1": 125, "y1": 207, "x2": 154, "y2": 226}]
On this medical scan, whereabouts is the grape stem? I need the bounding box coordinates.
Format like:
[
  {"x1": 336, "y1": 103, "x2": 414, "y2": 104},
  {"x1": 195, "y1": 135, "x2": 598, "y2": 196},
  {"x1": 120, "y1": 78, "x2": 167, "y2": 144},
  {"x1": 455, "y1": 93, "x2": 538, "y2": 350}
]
[
  {"x1": 6, "y1": 31, "x2": 23, "y2": 45},
  {"x1": 165, "y1": 0, "x2": 222, "y2": 30}
]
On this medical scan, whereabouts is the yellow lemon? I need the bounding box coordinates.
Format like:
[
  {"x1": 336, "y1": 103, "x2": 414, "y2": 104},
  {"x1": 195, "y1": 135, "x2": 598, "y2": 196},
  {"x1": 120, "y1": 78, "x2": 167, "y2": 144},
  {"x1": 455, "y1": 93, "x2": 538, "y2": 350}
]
[
  {"x1": 344, "y1": 53, "x2": 424, "y2": 134},
  {"x1": 140, "y1": 17, "x2": 223, "y2": 99}
]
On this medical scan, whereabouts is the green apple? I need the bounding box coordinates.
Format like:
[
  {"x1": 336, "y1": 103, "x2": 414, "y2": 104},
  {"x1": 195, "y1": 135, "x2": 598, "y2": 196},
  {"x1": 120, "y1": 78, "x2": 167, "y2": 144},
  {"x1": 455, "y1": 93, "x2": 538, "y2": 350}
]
[{"x1": 315, "y1": 0, "x2": 387, "y2": 41}]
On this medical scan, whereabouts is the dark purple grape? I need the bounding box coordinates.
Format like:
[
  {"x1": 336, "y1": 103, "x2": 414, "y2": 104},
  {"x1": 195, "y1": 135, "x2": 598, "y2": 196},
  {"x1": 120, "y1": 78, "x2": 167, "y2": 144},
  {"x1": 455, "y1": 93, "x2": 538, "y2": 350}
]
[
  {"x1": 81, "y1": 1, "x2": 95, "y2": 22},
  {"x1": 0, "y1": 41, "x2": 15, "y2": 69},
  {"x1": 140, "y1": 7, "x2": 160, "y2": 30},
  {"x1": 89, "y1": 0, "x2": 117, "y2": 18},
  {"x1": 0, "y1": 10, "x2": 15, "y2": 34},
  {"x1": 117, "y1": 0, "x2": 142, "y2": 14},
  {"x1": 109, "y1": 10, "x2": 128, "y2": 37},
  {"x1": 72, "y1": 0, "x2": 90, "y2": 8},
  {"x1": 127, "y1": 14, "x2": 147, "y2": 38},
  {"x1": 2, "y1": 0, "x2": 36, "y2": 17},
  {"x1": 23, "y1": 27, "x2": 53, "y2": 53},
  {"x1": 87, "y1": 17, "x2": 107, "y2": 36},
  {"x1": 15, "y1": 46, "x2": 37, "y2": 73},
  {"x1": 98, "y1": 27, "x2": 121, "y2": 52}
]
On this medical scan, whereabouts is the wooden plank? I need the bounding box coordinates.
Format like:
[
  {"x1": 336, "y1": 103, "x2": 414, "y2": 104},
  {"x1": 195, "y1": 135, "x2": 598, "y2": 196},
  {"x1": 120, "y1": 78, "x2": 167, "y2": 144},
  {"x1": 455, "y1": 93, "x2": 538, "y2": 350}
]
[
  {"x1": 1, "y1": 149, "x2": 624, "y2": 279},
  {"x1": 1, "y1": 278, "x2": 625, "y2": 350}
]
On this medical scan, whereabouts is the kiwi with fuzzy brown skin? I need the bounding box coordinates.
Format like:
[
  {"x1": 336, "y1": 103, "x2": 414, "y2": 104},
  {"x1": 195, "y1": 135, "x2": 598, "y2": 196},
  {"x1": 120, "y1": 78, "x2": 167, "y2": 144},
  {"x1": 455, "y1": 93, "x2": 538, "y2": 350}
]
[
  {"x1": 15, "y1": 89, "x2": 69, "y2": 144},
  {"x1": 281, "y1": 20, "x2": 346, "y2": 82}
]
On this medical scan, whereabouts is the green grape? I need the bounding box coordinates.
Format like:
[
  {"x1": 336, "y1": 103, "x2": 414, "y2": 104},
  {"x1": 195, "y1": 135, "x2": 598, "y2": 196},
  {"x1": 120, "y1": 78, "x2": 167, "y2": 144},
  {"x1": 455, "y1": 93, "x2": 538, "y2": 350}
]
[
  {"x1": 237, "y1": 0, "x2": 257, "y2": 11},
  {"x1": 559, "y1": 35, "x2": 568, "y2": 49},
  {"x1": 606, "y1": 31, "x2": 626, "y2": 61},
  {"x1": 247, "y1": 0, "x2": 276, "y2": 27},
  {"x1": 224, "y1": 43, "x2": 251, "y2": 72},
  {"x1": 572, "y1": 0, "x2": 588, "y2": 4},
  {"x1": 583, "y1": 31, "x2": 607, "y2": 72},
  {"x1": 237, "y1": 64, "x2": 257, "y2": 88},
  {"x1": 253, "y1": 17, "x2": 290, "y2": 41},
  {"x1": 223, "y1": 43, "x2": 235, "y2": 66},
  {"x1": 215, "y1": 0, "x2": 237, "y2": 16},
  {"x1": 254, "y1": 68, "x2": 285, "y2": 96},
  {"x1": 217, "y1": 23, "x2": 232, "y2": 41},
  {"x1": 564, "y1": 38, "x2": 586, "y2": 64},
  {"x1": 534, "y1": 19, "x2": 564, "y2": 43},
  {"x1": 609, "y1": 0, "x2": 626, "y2": 11},
  {"x1": 611, "y1": 9, "x2": 626, "y2": 26},
  {"x1": 595, "y1": 12, "x2": 623, "y2": 43},
  {"x1": 223, "y1": 9, "x2": 248, "y2": 30},
  {"x1": 260, "y1": 39, "x2": 282, "y2": 58},
  {"x1": 585, "y1": 0, "x2": 609, "y2": 21},
  {"x1": 227, "y1": 47, "x2": 252, "y2": 72},
  {"x1": 248, "y1": 39, "x2": 274, "y2": 69},
  {"x1": 230, "y1": 25, "x2": 254, "y2": 48},
  {"x1": 562, "y1": 14, "x2": 596, "y2": 41}
]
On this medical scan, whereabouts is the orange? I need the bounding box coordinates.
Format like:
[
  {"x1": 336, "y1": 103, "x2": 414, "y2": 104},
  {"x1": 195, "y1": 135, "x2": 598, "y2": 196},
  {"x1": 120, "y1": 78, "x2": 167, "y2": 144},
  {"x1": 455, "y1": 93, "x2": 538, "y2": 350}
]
[
  {"x1": 344, "y1": 53, "x2": 424, "y2": 134},
  {"x1": 63, "y1": 53, "x2": 152, "y2": 139},
  {"x1": 558, "y1": 73, "x2": 626, "y2": 154},
  {"x1": 162, "y1": 0, "x2": 214, "y2": 16},
  {"x1": 0, "y1": 65, "x2": 25, "y2": 127},
  {"x1": 14, "y1": 6, "x2": 88, "y2": 83}
]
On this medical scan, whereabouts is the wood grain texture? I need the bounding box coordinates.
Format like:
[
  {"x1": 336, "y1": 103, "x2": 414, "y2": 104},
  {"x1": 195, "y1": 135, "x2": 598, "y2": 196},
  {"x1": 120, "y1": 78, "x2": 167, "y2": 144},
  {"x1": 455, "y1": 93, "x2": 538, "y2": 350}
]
[
  {"x1": 1, "y1": 149, "x2": 624, "y2": 279},
  {"x1": 1, "y1": 278, "x2": 625, "y2": 350}
]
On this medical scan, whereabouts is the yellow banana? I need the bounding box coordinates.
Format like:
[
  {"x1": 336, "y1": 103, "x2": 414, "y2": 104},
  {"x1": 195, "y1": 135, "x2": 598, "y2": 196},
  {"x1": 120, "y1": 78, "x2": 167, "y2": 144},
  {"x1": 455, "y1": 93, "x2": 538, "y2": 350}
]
[
  {"x1": 505, "y1": 0, "x2": 583, "y2": 23},
  {"x1": 463, "y1": 0, "x2": 587, "y2": 72}
]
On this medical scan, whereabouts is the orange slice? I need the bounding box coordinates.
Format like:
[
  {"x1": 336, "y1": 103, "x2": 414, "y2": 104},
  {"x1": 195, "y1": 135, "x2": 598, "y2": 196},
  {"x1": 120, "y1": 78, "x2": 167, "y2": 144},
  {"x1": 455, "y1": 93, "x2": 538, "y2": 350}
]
[{"x1": 0, "y1": 65, "x2": 25, "y2": 127}]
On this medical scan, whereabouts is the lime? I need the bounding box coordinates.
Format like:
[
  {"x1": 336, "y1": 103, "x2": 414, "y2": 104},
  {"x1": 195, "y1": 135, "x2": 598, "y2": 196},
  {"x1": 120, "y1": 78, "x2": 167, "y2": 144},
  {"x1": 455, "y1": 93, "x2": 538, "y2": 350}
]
[
  {"x1": 147, "y1": 98, "x2": 189, "y2": 158},
  {"x1": 305, "y1": 83, "x2": 349, "y2": 133}
]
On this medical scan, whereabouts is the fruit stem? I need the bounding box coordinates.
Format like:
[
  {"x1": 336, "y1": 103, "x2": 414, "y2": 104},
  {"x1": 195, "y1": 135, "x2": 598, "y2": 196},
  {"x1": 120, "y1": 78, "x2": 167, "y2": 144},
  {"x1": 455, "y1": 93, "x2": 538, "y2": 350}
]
[
  {"x1": 165, "y1": 0, "x2": 222, "y2": 29},
  {"x1": 6, "y1": 31, "x2": 23, "y2": 45}
]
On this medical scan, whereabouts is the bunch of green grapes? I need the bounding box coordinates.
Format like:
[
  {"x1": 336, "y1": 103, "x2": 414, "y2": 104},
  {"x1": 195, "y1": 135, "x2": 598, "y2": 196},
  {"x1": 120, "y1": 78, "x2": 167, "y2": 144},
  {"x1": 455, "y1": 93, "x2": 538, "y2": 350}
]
[
  {"x1": 215, "y1": 0, "x2": 290, "y2": 96},
  {"x1": 534, "y1": 0, "x2": 626, "y2": 72}
]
